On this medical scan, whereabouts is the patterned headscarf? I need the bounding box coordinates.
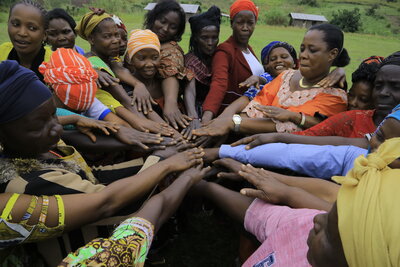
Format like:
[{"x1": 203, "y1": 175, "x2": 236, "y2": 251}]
[
  {"x1": 0, "y1": 60, "x2": 52, "y2": 124},
  {"x1": 333, "y1": 137, "x2": 400, "y2": 267},
  {"x1": 75, "y1": 11, "x2": 112, "y2": 40},
  {"x1": 126, "y1": 29, "x2": 160, "y2": 62},
  {"x1": 230, "y1": 0, "x2": 259, "y2": 21},
  {"x1": 39, "y1": 48, "x2": 98, "y2": 111},
  {"x1": 111, "y1": 14, "x2": 127, "y2": 33}
]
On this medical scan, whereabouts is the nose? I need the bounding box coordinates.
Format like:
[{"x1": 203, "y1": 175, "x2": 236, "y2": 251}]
[
  {"x1": 17, "y1": 26, "x2": 28, "y2": 37},
  {"x1": 348, "y1": 96, "x2": 357, "y2": 109},
  {"x1": 380, "y1": 84, "x2": 392, "y2": 97}
]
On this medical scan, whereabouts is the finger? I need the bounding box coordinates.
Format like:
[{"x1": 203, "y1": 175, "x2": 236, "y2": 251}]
[
  {"x1": 83, "y1": 131, "x2": 97, "y2": 143},
  {"x1": 247, "y1": 139, "x2": 263, "y2": 149},
  {"x1": 240, "y1": 188, "x2": 267, "y2": 200},
  {"x1": 177, "y1": 117, "x2": 189, "y2": 129},
  {"x1": 230, "y1": 136, "x2": 254, "y2": 147},
  {"x1": 181, "y1": 127, "x2": 190, "y2": 139},
  {"x1": 131, "y1": 95, "x2": 137, "y2": 106},
  {"x1": 98, "y1": 126, "x2": 110, "y2": 136},
  {"x1": 99, "y1": 76, "x2": 109, "y2": 87},
  {"x1": 137, "y1": 98, "x2": 142, "y2": 112},
  {"x1": 141, "y1": 101, "x2": 148, "y2": 115},
  {"x1": 145, "y1": 99, "x2": 153, "y2": 113},
  {"x1": 217, "y1": 172, "x2": 241, "y2": 180},
  {"x1": 133, "y1": 141, "x2": 149, "y2": 150},
  {"x1": 170, "y1": 117, "x2": 179, "y2": 130},
  {"x1": 339, "y1": 76, "x2": 346, "y2": 88},
  {"x1": 96, "y1": 80, "x2": 102, "y2": 89}
]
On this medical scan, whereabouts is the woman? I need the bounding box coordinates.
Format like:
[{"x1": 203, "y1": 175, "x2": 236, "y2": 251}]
[
  {"x1": 182, "y1": 6, "x2": 221, "y2": 139},
  {"x1": 0, "y1": 0, "x2": 51, "y2": 81},
  {"x1": 201, "y1": 0, "x2": 263, "y2": 123},
  {"x1": 45, "y1": 8, "x2": 85, "y2": 54},
  {"x1": 144, "y1": 0, "x2": 194, "y2": 130},
  {"x1": 193, "y1": 24, "x2": 349, "y2": 137}
]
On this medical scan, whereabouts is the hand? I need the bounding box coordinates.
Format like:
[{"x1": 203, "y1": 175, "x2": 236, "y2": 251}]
[
  {"x1": 131, "y1": 83, "x2": 157, "y2": 115},
  {"x1": 239, "y1": 164, "x2": 291, "y2": 204},
  {"x1": 181, "y1": 118, "x2": 201, "y2": 140},
  {"x1": 136, "y1": 118, "x2": 174, "y2": 137},
  {"x1": 230, "y1": 133, "x2": 279, "y2": 150},
  {"x1": 255, "y1": 105, "x2": 295, "y2": 122},
  {"x1": 163, "y1": 105, "x2": 191, "y2": 130},
  {"x1": 213, "y1": 158, "x2": 243, "y2": 181},
  {"x1": 178, "y1": 164, "x2": 213, "y2": 185},
  {"x1": 114, "y1": 126, "x2": 163, "y2": 149},
  {"x1": 75, "y1": 117, "x2": 120, "y2": 142},
  {"x1": 152, "y1": 137, "x2": 194, "y2": 159},
  {"x1": 193, "y1": 136, "x2": 213, "y2": 148},
  {"x1": 239, "y1": 75, "x2": 261, "y2": 89},
  {"x1": 165, "y1": 148, "x2": 205, "y2": 172},
  {"x1": 317, "y1": 67, "x2": 346, "y2": 88},
  {"x1": 192, "y1": 117, "x2": 233, "y2": 137},
  {"x1": 95, "y1": 70, "x2": 120, "y2": 89}
]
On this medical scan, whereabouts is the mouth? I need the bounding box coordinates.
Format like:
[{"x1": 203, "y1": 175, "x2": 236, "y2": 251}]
[
  {"x1": 14, "y1": 39, "x2": 31, "y2": 48},
  {"x1": 274, "y1": 65, "x2": 286, "y2": 70}
]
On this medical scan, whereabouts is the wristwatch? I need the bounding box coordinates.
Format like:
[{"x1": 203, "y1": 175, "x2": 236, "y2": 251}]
[{"x1": 232, "y1": 114, "x2": 242, "y2": 132}]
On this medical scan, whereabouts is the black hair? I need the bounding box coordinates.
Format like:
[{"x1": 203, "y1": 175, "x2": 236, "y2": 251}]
[
  {"x1": 9, "y1": 0, "x2": 47, "y2": 24},
  {"x1": 143, "y1": 0, "x2": 186, "y2": 42},
  {"x1": 380, "y1": 51, "x2": 400, "y2": 68},
  {"x1": 308, "y1": 24, "x2": 350, "y2": 67},
  {"x1": 188, "y1": 6, "x2": 221, "y2": 63},
  {"x1": 352, "y1": 60, "x2": 381, "y2": 84},
  {"x1": 45, "y1": 8, "x2": 76, "y2": 34}
]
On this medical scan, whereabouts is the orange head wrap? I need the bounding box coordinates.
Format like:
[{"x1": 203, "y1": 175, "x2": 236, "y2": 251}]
[
  {"x1": 230, "y1": 0, "x2": 259, "y2": 21},
  {"x1": 39, "y1": 48, "x2": 98, "y2": 112}
]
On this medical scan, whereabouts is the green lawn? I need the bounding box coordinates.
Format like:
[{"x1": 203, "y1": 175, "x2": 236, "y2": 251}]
[{"x1": 2, "y1": 10, "x2": 398, "y2": 87}]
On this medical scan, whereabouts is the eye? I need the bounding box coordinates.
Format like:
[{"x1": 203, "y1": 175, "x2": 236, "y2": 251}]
[
  {"x1": 270, "y1": 56, "x2": 277, "y2": 62},
  {"x1": 28, "y1": 25, "x2": 38, "y2": 31},
  {"x1": 300, "y1": 45, "x2": 305, "y2": 52},
  {"x1": 62, "y1": 29, "x2": 72, "y2": 34}
]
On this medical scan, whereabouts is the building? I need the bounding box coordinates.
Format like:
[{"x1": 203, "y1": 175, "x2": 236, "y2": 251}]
[
  {"x1": 144, "y1": 3, "x2": 201, "y2": 20},
  {"x1": 289, "y1": 13, "x2": 328, "y2": 28}
]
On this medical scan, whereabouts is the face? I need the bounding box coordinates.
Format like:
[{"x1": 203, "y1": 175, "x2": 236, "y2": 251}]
[
  {"x1": 8, "y1": 4, "x2": 45, "y2": 56},
  {"x1": 89, "y1": 19, "x2": 120, "y2": 58},
  {"x1": 46, "y1": 18, "x2": 75, "y2": 51},
  {"x1": 151, "y1": 11, "x2": 180, "y2": 43},
  {"x1": 307, "y1": 203, "x2": 348, "y2": 267},
  {"x1": 196, "y1": 25, "x2": 219, "y2": 56},
  {"x1": 129, "y1": 48, "x2": 160, "y2": 79},
  {"x1": 372, "y1": 65, "x2": 400, "y2": 117},
  {"x1": 347, "y1": 81, "x2": 374, "y2": 110},
  {"x1": 118, "y1": 28, "x2": 127, "y2": 56},
  {"x1": 264, "y1": 47, "x2": 295, "y2": 77},
  {"x1": 231, "y1": 10, "x2": 256, "y2": 46},
  {"x1": 0, "y1": 98, "x2": 63, "y2": 158},
  {"x1": 299, "y1": 30, "x2": 337, "y2": 81},
  {"x1": 369, "y1": 118, "x2": 400, "y2": 168}
]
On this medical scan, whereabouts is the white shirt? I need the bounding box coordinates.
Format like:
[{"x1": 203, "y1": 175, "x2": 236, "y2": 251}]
[{"x1": 242, "y1": 50, "x2": 264, "y2": 76}]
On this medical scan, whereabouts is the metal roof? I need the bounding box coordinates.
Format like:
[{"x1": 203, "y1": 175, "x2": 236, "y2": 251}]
[
  {"x1": 144, "y1": 3, "x2": 200, "y2": 14},
  {"x1": 289, "y1": 12, "x2": 328, "y2": 22}
]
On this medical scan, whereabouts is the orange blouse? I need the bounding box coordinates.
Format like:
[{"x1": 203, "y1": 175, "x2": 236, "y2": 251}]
[{"x1": 243, "y1": 69, "x2": 348, "y2": 132}]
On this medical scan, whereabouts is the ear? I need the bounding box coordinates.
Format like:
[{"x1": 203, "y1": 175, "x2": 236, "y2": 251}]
[
  {"x1": 88, "y1": 34, "x2": 95, "y2": 46},
  {"x1": 328, "y1": 48, "x2": 339, "y2": 63}
]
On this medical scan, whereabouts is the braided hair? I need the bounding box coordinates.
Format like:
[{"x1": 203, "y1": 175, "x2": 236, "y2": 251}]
[{"x1": 10, "y1": 0, "x2": 47, "y2": 24}]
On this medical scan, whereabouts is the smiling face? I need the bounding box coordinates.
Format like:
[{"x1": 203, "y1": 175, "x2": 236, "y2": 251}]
[
  {"x1": 299, "y1": 30, "x2": 338, "y2": 82},
  {"x1": 89, "y1": 19, "x2": 120, "y2": 58},
  {"x1": 0, "y1": 98, "x2": 63, "y2": 158},
  {"x1": 196, "y1": 25, "x2": 219, "y2": 57},
  {"x1": 8, "y1": 4, "x2": 45, "y2": 57},
  {"x1": 264, "y1": 46, "x2": 295, "y2": 77},
  {"x1": 129, "y1": 48, "x2": 160, "y2": 80},
  {"x1": 151, "y1": 11, "x2": 180, "y2": 43},
  {"x1": 231, "y1": 10, "x2": 256, "y2": 46},
  {"x1": 46, "y1": 18, "x2": 76, "y2": 51},
  {"x1": 372, "y1": 65, "x2": 400, "y2": 117},
  {"x1": 307, "y1": 203, "x2": 348, "y2": 267},
  {"x1": 347, "y1": 81, "x2": 374, "y2": 110}
]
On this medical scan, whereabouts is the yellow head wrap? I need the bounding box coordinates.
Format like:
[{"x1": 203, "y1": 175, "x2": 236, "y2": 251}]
[
  {"x1": 333, "y1": 137, "x2": 400, "y2": 267},
  {"x1": 126, "y1": 29, "x2": 160, "y2": 62},
  {"x1": 75, "y1": 12, "x2": 112, "y2": 40}
]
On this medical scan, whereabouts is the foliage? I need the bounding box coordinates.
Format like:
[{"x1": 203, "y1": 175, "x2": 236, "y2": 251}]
[
  {"x1": 298, "y1": 0, "x2": 319, "y2": 7},
  {"x1": 365, "y1": 4, "x2": 383, "y2": 19},
  {"x1": 262, "y1": 9, "x2": 289, "y2": 26},
  {"x1": 331, "y1": 8, "x2": 363, "y2": 33}
]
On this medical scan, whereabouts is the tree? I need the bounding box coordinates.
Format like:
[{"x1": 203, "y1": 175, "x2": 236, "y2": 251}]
[{"x1": 330, "y1": 8, "x2": 362, "y2": 33}]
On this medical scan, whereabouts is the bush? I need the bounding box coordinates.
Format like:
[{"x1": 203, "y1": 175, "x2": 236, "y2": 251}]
[
  {"x1": 262, "y1": 9, "x2": 289, "y2": 26},
  {"x1": 298, "y1": 0, "x2": 318, "y2": 7},
  {"x1": 365, "y1": 4, "x2": 379, "y2": 17},
  {"x1": 331, "y1": 8, "x2": 362, "y2": 33}
]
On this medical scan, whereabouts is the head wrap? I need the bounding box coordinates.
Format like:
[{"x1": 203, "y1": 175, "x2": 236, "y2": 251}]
[
  {"x1": 189, "y1": 6, "x2": 221, "y2": 35},
  {"x1": 126, "y1": 29, "x2": 160, "y2": 62},
  {"x1": 333, "y1": 137, "x2": 400, "y2": 267},
  {"x1": 380, "y1": 51, "x2": 400, "y2": 68},
  {"x1": 75, "y1": 11, "x2": 112, "y2": 40},
  {"x1": 230, "y1": 0, "x2": 259, "y2": 21},
  {"x1": 39, "y1": 48, "x2": 98, "y2": 112},
  {"x1": 260, "y1": 41, "x2": 298, "y2": 66},
  {"x1": 111, "y1": 14, "x2": 127, "y2": 33},
  {"x1": 0, "y1": 60, "x2": 52, "y2": 124},
  {"x1": 372, "y1": 104, "x2": 400, "y2": 137},
  {"x1": 362, "y1": 55, "x2": 384, "y2": 65}
]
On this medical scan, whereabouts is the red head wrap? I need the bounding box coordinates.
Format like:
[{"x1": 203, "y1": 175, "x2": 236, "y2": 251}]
[{"x1": 230, "y1": 0, "x2": 259, "y2": 21}]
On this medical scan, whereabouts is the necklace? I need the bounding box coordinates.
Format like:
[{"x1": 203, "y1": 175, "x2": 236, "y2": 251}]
[{"x1": 299, "y1": 77, "x2": 320, "y2": 89}]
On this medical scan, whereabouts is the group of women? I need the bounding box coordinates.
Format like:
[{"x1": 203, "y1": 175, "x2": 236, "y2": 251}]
[{"x1": 0, "y1": 0, "x2": 400, "y2": 266}]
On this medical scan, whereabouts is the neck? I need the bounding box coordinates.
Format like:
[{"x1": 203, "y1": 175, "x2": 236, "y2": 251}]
[
  {"x1": 90, "y1": 49, "x2": 110, "y2": 64},
  {"x1": 302, "y1": 70, "x2": 330, "y2": 86},
  {"x1": 373, "y1": 111, "x2": 389, "y2": 126},
  {"x1": 233, "y1": 36, "x2": 248, "y2": 50},
  {"x1": 17, "y1": 46, "x2": 42, "y2": 69}
]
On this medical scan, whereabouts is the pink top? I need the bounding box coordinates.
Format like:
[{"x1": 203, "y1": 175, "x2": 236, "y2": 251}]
[{"x1": 243, "y1": 199, "x2": 324, "y2": 267}]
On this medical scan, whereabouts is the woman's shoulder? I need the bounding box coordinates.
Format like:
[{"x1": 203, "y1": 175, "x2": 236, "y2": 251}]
[{"x1": 0, "y1": 42, "x2": 14, "y2": 61}]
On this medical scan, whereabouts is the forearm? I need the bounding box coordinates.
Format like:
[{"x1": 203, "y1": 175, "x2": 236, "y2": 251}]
[
  {"x1": 219, "y1": 96, "x2": 250, "y2": 119},
  {"x1": 162, "y1": 76, "x2": 179, "y2": 106},
  {"x1": 104, "y1": 111, "x2": 131, "y2": 127},
  {"x1": 105, "y1": 84, "x2": 133, "y2": 110},
  {"x1": 201, "y1": 110, "x2": 214, "y2": 123},
  {"x1": 115, "y1": 106, "x2": 143, "y2": 129},
  {"x1": 58, "y1": 115, "x2": 80, "y2": 125},
  {"x1": 288, "y1": 112, "x2": 321, "y2": 129},
  {"x1": 278, "y1": 133, "x2": 368, "y2": 148},
  {"x1": 135, "y1": 175, "x2": 193, "y2": 232},
  {"x1": 239, "y1": 117, "x2": 277, "y2": 134},
  {"x1": 284, "y1": 186, "x2": 332, "y2": 211},
  {"x1": 184, "y1": 79, "x2": 198, "y2": 118}
]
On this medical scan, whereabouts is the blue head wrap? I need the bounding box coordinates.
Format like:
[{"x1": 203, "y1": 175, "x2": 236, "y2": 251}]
[
  {"x1": 0, "y1": 60, "x2": 52, "y2": 124},
  {"x1": 260, "y1": 41, "x2": 298, "y2": 67},
  {"x1": 260, "y1": 41, "x2": 280, "y2": 64}
]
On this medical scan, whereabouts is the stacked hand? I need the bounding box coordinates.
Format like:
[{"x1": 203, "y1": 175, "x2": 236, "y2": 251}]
[
  {"x1": 75, "y1": 117, "x2": 120, "y2": 142},
  {"x1": 131, "y1": 83, "x2": 157, "y2": 115}
]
